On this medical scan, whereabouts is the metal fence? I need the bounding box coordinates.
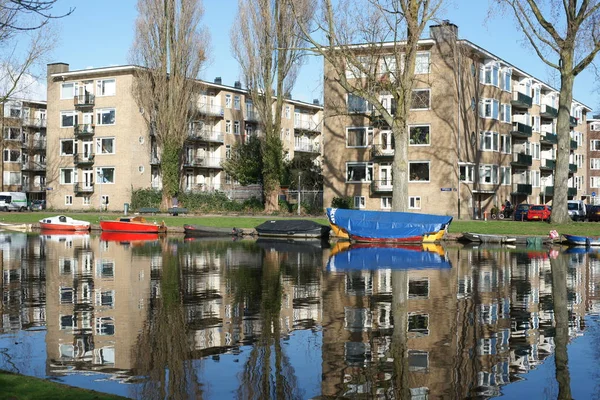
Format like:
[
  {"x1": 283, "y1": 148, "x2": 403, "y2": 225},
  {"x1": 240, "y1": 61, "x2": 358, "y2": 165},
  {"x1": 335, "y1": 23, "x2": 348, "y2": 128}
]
[{"x1": 285, "y1": 190, "x2": 323, "y2": 211}]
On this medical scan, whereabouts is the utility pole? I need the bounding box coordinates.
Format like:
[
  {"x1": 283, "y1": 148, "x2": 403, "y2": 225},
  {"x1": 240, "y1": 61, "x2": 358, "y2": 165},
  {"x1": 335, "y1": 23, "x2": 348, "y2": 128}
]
[{"x1": 297, "y1": 172, "x2": 301, "y2": 216}]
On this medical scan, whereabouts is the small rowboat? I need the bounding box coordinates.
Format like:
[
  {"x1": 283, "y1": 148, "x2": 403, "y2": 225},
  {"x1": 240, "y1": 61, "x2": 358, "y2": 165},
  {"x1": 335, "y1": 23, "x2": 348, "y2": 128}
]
[
  {"x1": 461, "y1": 232, "x2": 517, "y2": 244},
  {"x1": 39, "y1": 215, "x2": 90, "y2": 231},
  {"x1": 183, "y1": 224, "x2": 244, "y2": 237},
  {"x1": 562, "y1": 234, "x2": 600, "y2": 246},
  {"x1": 0, "y1": 222, "x2": 33, "y2": 232},
  {"x1": 254, "y1": 220, "x2": 331, "y2": 239},
  {"x1": 100, "y1": 216, "x2": 166, "y2": 233}
]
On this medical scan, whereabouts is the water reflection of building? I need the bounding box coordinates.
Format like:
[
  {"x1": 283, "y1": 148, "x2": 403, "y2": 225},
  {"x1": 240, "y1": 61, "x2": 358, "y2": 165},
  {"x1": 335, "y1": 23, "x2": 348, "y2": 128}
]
[
  {"x1": 1, "y1": 233, "x2": 46, "y2": 333},
  {"x1": 44, "y1": 233, "x2": 152, "y2": 377}
]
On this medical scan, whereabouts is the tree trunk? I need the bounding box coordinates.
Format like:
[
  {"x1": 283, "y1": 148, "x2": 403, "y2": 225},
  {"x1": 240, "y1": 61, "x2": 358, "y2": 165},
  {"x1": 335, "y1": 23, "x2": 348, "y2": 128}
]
[
  {"x1": 392, "y1": 120, "x2": 409, "y2": 212},
  {"x1": 550, "y1": 254, "x2": 572, "y2": 399},
  {"x1": 160, "y1": 141, "x2": 181, "y2": 209}
]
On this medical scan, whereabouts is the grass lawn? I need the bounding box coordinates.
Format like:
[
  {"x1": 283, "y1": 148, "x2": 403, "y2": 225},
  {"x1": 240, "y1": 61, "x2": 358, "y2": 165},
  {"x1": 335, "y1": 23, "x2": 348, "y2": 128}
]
[
  {"x1": 0, "y1": 371, "x2": 126, "y2": 400},
  {"x1": 0, "y1": 211, "x2": 598, "y2": 236}
]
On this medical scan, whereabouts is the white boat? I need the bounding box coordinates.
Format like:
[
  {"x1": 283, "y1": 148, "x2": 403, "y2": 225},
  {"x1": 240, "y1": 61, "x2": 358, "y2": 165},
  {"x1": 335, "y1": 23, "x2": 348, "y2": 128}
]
[
  {"x1": 0, "y1": 222, "x2": 33, "y2": 232},
  {"x1": 461, "y1": 232, "x2": 516, "y2": 244},
  {"x1": 39, "y1": 215, "x2": 91, "y2": 231}
]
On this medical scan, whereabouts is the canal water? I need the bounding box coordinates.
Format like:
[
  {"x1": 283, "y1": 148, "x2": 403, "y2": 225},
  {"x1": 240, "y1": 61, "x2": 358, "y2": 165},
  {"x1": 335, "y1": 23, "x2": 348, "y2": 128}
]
[{"x1": 1, "y1": 232, "x2": 600, "y2": 399}]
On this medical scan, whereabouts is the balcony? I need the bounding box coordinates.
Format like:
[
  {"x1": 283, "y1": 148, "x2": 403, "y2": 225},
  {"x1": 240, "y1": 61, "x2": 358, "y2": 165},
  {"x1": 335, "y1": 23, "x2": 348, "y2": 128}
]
[
  {"x1": 569, "y1": 163, "x2": 577, "y2": 173},
  {"x1": 245, "y1": 110, "x2": 260, "y2": 123},
  {"x1": 186, "y1": 157, "x2": 222, "y2": 168},
  {"x1": 570, "y1": 116, "x2": 578, "y2": 127},
  {"x1": 22, "y1": 138, "x2": 47, "y2": 150},
  {"x1": 22, "y1": 183, "x2": 46, "y2": 192},
  {"x1": 73, "y1": 153, "x2": 95, "y2": 166},
  {"x1": 570, "y1": 139, "x2": 578, "y2": 150},
  {"x1": 540, "y1": 133, "x2": 557, "y2": 146},
  {"x1": 510, "y1": 122, "x2": 533, "y2": 138},
  {"x1": 22, "y1": 118, "x2": 47, "y2": 128},
  {"x1": 370, "y1": 180, "x2": 393, "y2": 193},
  {"x1": 21, "y1": 161, "x2": 46, "y2": 171},
  {"x1": 511, "y1": 152, "x2": 532, "y2": 168},
  {"x1": 197, "y1": 103, "x2": 224, "y2": 117},
  {"x1": 74, "y1": 93, "x2": 95, "y2": 108},
  {"x1": 74, "y1": 124, "x2": 95, "y2": 138},
  {"x1": 74, "y1": 183, "x2": 94, "y2": 194},
  {"x1": 543, "y1": 186, "x2": 577, "y2": 197},
  {"x1": 188, "y1": 129, "x2": 224, "y2": 143},
  {"x1": 294, "y1": 143, "x2": 320, "y2": 154},
  {"x1": 511, "y1": 91, "x2": 532, "y2": 109},
  {"x1": 371, "y1": 144, "x2": 394, "y2": 159},
  {"x1": 540, "y1": 104, "x2": 558, "y2": 119},
  {"x1": 511, "y1": 183, "x2": 532, "y2": 195},
  {"x1": 294, "y1": 117, "x2": 320, "y2": 133},
  {"x1": 540, "y1": 158, "x2": 555, "y2": 171}
]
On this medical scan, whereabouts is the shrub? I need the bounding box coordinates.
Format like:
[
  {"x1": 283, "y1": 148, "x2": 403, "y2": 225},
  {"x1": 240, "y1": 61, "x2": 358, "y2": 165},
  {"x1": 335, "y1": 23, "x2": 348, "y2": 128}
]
[
  {"x1": 131, "y1": 188, "x2": 162, "y2": 210},
  {"x1": 331, "y1": 196, "x2": 352, "y2": 209},
  {"x1": 278, "y1": 199, "x2": 292, "y2": 213}
]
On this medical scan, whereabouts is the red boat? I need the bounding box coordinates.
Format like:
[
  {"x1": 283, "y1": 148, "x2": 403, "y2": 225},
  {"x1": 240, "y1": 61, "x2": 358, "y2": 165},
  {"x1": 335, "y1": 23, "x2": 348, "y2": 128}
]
[
  {"x1": 99, "y1": 216, "x2": 167, "y2": 233},
  {"x1": 100, "y1": 231, "x2": 160, "y2": 243},
  {"x1": 39, "y1": 215, "x2": 90, "y2": 231}
]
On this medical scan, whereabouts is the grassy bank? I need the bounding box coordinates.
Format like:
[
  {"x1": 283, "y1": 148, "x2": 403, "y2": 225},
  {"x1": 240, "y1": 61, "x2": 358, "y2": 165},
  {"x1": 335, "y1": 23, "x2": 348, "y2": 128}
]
[
  {"x1": 0, "y1": 371, "x2": 126, "y2": 399},
  {"x1": 1, "y1": 211, "x2": 598, "y2": 236}
]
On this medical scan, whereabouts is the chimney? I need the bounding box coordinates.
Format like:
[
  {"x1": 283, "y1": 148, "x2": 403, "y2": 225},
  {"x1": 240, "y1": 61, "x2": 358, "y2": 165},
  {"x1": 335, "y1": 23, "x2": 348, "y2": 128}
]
[
  {"x1": 47, "y1": 62, "x2": 69, "y2": 82},
  {"x1": 430, "y1": 20, "x2": 458, "y2": 43},
  {"x1": 313, "y1": 99, "x2": 320, "y2": 105},
  {"x1": 234, "y1": 81, "x2": 242, "y2": 89},
  {"x1": 214, "y1": 77, "x2": 222, "y2": 85}
]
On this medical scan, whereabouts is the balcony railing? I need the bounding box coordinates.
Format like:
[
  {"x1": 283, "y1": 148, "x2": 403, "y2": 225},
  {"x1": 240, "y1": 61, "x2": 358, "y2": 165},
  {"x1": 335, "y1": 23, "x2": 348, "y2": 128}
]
[
  {"x1": 511, "y1": 152, "x2": 532, "y2": 167},
  {"x1": 294, "y1": 118, "x2": 320, "y2": 132},
  {"x1": 245, "y1": 110, "x2": 260, "y2": 122},
  {"x1": 570, "y1": 116, "x2": 578, "y2": 127},
  {"x1": 294, "y1": 143, "x2": 320, "y2": 154},
  {"x1": 570, "y1": 139, "x2": 578, "y2": 150},
  {"x1": 197, "y1": 103, "x2": 224, "y2": 117},
  {"x1": 371, "y1": 144, "x2": 395, "y2": 159},
  {"x1": 540, "y1": 158, "x2": 556, "y2": 171},
  {"x1": 73, "y1": 153, "x2": 95, "y2": 165},
  {"x1": 21, "y1": 161, "x2": 46, "y2": 171},
  {"x1": 22, "y1": 183, "x2": 46, "y2": 192},
  {"x1": 511, "y1": 183, "x2": 532, "y2": 195},
  {"x1": 543, "y1": 186, "x2": 577, "y2": 197},
  {"x1": 540, "y1": 133, "x2": 557, "y2": 146},
  {"x1": 186, "y1": 157, "x2": 222, "y2": 168},
  {"x1": 74, "y1": 124, "x2": 95, "y2": 138},
  {"x1": 511, "y1": 91, "x2": 533, "y2": 108},
  {"x1": 370, "y1": 180, "x2": 393, "y2": 193},
  {"x1": 569, "y1": 163, "x2": 577, "y2": 173},
  {"x1": 540, "y1": 104, "x2": 558, "y2": 119},
  {"x1": 74, "y1": 183, "x2": 94, "y2": 193},
  {"x1": 188, "y1": 129, "x2": 224, "y2": 143},
  {"x1": 74, "y1": 93, "x2": 95, "y2": 108},
  {"x1": 511, "y1": 122, "x2": 533, "y2": 138},
  {"x1": 22, "y1": 118, "x2": 47, "y2": 128}
]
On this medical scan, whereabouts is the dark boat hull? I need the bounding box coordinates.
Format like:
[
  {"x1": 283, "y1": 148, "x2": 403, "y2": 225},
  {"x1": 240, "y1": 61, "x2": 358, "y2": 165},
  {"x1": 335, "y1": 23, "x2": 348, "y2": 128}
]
[
  {"x1": 254, "y1": 220, "x2": 330, "y2": 239},
  {"x1": 183, "y1": 224, "x2": 243, "y2": 237}
]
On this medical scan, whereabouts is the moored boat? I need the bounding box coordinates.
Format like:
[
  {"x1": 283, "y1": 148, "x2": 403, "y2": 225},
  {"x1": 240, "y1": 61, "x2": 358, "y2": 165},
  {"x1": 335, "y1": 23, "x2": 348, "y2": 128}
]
[
  {"x1": 562, "y1": 233, "x2": 600, "y2": 246},
  {"x1": 254, "y1": 219, "x2": 331, "y2": 239},
  {"x1": 183, "y1": 224, "x2": 244, "y2": 237},
  {"x1": 39, "y1": 215, "x2": 90, "y2": 231},
  {"x1": 460, "y1": 232, "x2": 517, "y2": 244},
  {"x1": 100, "y1": 231, "x2": 160, "y2": 243},
  {"x1": 100, "y1": 216, "x2": 166, "y2": 233},
  {"x1": 326, "y1": 208, "x2": 452, "y2": 244},
  {"x1": 0, "y1": 222, "x2": 32, "y2": 232}
]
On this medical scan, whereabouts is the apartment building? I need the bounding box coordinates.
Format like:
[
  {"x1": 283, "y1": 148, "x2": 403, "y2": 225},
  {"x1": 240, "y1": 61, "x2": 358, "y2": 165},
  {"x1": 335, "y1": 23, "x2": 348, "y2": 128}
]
[
  {"x1": 1, "y1": 98, "x2": 47, "y2": 201},
  {"x1": 322, "y1": 22, "x2": 591, "y2": 219},
  {"x1": 589, "y1": 117, "x2": 600, "y2": 205},
  {"x1": 46, "y1": 63, "x2": 323, "y2": 211}
]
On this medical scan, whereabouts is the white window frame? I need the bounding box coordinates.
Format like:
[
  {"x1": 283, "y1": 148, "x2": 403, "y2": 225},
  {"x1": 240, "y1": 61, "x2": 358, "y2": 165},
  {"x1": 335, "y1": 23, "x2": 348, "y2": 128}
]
[
  {"x1": 500, "y1": 134, "x2": 511, "y2": 154},
  {"x1": 480, "y1": 99, "x2": 499, "y2": 120},
  {"x1": 591, "y1": 140, "x2": 600, "y2": 151},
  {"x1": 60, "y1": 111, "x2": 77, "y2": 128},
  {"x1": 65, "y1": 195, "x2": 73, "y2": 206},
  {"x1": 415, "y1": 52, "x2": 430, "y2": 74},
  {"x1": 481, "y1": 62, "x2": 500, "y2": 86},
  {"x1": 479, "y1": 164, "x2": 499, "y2": 185},
  {"x1": 96, "y1": 79, "x2": 116, "y2": 96},
  {"x1": 3, "y1": 149, "x2": 20, "y2": 163},
  {"x1": 408, "y1": 125, "x2": 430, "y2": 146},
  {"x1": 531, "y1": 115, "x2": 541, "y2": 132},
  {"x1": 591, "y1": 176, "x2": 600, "y2": 189},
  {"x1": 346, "y1": 162, "x2": 373, "y2": 183},
  {"x1": 500, "y1": 68, "x2": 512, "y2": 92},
  {"x1": 95, "y1": 137, "x2": 115, "y2": 154},
  {"x1": 60, "y1": 139, "x2": 76, "y2": 156},
  {"x1": 285, "y1": 105, "x2": 291, "y2": 119},
  {"x1": 96, "y1": 108, "x2": 115, "y2": 126},
  {"x1": 381, "y1": 197, "x2": 392, "y2": 210},
  {"x1": 233, "y1": 95, "x2": 241, "y2": 110},
  {"x1": 225, "y1": 94, "x2": 232, "y2": 108},
  {"x1": 83, "y1": 196, "x2": 91, "y2": 206},
  {"x1": 60, "y1": 83, "x2": 75, "y2": 100},
  {"x1": 346, "y1": 126, "x2": 373, "y2": 148},
  {"x1": 532, "y1": 170, "x2": 540, "y2": 188},
  {"x1": 500, "y1": 104, "x2": 511, "y2": 123},
  {"x1": 234, "y1": 121, "x2": 240, "y2": 135},
  {"x1": 354, "y1": 196, "x2": 365, "y2": 209},
  {"x1": 500, "y1": 166, "x2": 511, "y2": 185},
  {"x1": 409, "y1": 161, "x2": 430, "y2": 183},
  {"x1": 60, "y1": 168, "x2": 74, "y2": 185},
  {"x1": 533, "y1": 85, "x2": 541, "y2": 105},
  {"x1": 96, "y1": 167, "x2": 115, "y2": 184},
  {"x1": 479, "y1": 131, "x2": 499, "y2": 152},
  {"x1": 101, "y1": 195, "x2": 109, "y2": 206},
  {"x1": 225, "y1": 120, "x2": 231, "y2": 134},
  {"x1": 409, "y1": 196, "x2": 421, "y2": 209},
  {"x1": 410, "y1": 89, "x2": 431, "y2": 110},
  {"x1": 459, "y1": 164, "x2": 475, "y2": 183},
  {"x1": 532, "y1": 142, "x2": 540, "y2": 160},
  {"x1": 590, "y1": 158, "x2": 600, "y2": 170}
]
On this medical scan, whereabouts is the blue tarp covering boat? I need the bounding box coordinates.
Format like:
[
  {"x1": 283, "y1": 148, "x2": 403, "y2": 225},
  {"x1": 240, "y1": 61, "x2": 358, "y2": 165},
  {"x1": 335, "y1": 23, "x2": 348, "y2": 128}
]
[
  {"x1": 326, "y1": 208, "x2": 453, "y2": 242},
  {"x1": 327, "y1": 245, "x2": 452, "y2": 270}
]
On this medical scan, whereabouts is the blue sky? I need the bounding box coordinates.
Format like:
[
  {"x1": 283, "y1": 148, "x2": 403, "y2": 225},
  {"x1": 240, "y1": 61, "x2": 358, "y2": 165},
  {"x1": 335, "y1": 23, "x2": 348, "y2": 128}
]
[{"x1": 46, "y1": 0, "x2": 598, "y2": 112}]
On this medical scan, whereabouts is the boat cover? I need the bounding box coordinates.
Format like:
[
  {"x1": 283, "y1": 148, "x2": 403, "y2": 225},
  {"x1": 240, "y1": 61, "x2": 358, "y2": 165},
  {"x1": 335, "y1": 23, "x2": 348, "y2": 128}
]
[
  {"x1": 327, "y1": 245, "x2": 451, "y2": 270},
  {"x1": 254, "y1": 219, "x2": 329, "y2": 236},
  {"x1": 326, "y1": 208, "x2": 452, "y2": 240}
]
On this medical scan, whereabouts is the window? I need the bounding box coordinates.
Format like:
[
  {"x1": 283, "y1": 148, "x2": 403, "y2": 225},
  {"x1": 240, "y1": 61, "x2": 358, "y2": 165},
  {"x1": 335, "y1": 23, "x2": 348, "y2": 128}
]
[
  {"x1": 96, "y1": 108, "x2": 115, "y2": 125},
  {"x1": 409, "y1": 125, "x2": 430, "y2": 145},
  {"x1": 225, "y1": 120, "x2": 231, "y2": 134},
  {"x1": 381, "y1": 197, "x2": 392, "y2": 210},
  {"x1": 480, "y1": 99, "x2": 499, "y2": 119},
  {"x1": 96, "y1": 317, "x2": 115, "y2": 335},
  {"x1": 96, "y1": 137, "x2": 114, "y2": 154},
  {"x1": 346, "y1": 162, "x2": 373, "y2": 182},
  {"x1": 60, "y1": 168, "x2": 74, "y2": 184},
  {"x1": 576, "y1": 153, "x2": 584, "y2": 168},
  {"x1": 409, "y1": 162, "x2": 429, "y2": 182},
  {"x1": 346, "y1": 127, "x2": 373, "y2": 147},
  {"x1": 532, "y1": 170, "x2": 540, "y2": 187},
  {"x1": 347, "y1": 93, "x2": 371, "y2": 113},
  {"x1": 285, "y1": 105, "x2": 291, "y2": 119},
  {"x1": 61, "y1": 83, "x2": 74, "y2": 99},
  {"x1": 225, "y1": 94, "x2": 232, "y2": 108},
  {"x1": 409, "y1": 278, "x2": 429, "y2": 299},
  {"x1": 591, "y1": 158, "x2": 600, "y2": 170},
  {"x1": 500, "y1": 104, "x2": 511, "y2": 123},
  {"x1": 60, "y1": 315, "x2": 75, "y2": 330},
  {"x1": 591, "y1": 177, "x2": 600, "y2": 188},
  {"x1": 65, "y1": 195, "x2": 73, "y2": 205},
  {"x1": 415, "y1": 52, "x2": 430, "y2": 74},
  {"x1": 409, "y1": 196, "x2": 421, "y2": 209},
  {"x1": 574, "y1": 175, "x2": 582, "y2": 191},
  {"x1": 533, "y1": 85, "x2": 541, "y2": 105},
  {"x1": 96, "y1": 79, "x2": 116, "y2": 96},
  {"x1": 479, "y1": 131, "x2": 499, "y2": 152},
  {"x1": 481, "y1": 62, "x2": 499, "y2": 86},
  {"x1": 479, "y1": 164, "x2": 498, "y2": 184},
  {"x1": 531, "y1": 115, "x2": 540, "y2": 132},
  {"x1": 225, "y1": 173, "x2": 232, "y2": 184},
  {"x1": 97, "y1": 290, "x2": 115, "y2": 307},
  {"x1": 60, "y1": 139, "x2": 76, "y2": 155},
  {"x1": 225, "y1": 145, "x2": 231, "y2": 159},
  {"x1": 500, "y1": 166, "x2": 511, "y2": 185},
  {"x1": 531, "y1": 142, "x2": 540, "y2": 160},
  {"x1": 500, "y1": 68, "x2": 511, "y2": 91},
  {"x1": 234, "y1": 95, "x2": 240, "y2": 110},
  {"x1": 3, "y1": 127, "x2": 21, "y2": 140},
  {"x1": 234, "y1": 121, "x2": 240, "y2": 135},
  {"x1": 3, "y1": 149, "x2": 20, "y2": 162},
  {"x1": 354, "y1": 196, "x2": 365, "y2": 209},
  {"x1": 101, "y1": 195, "x2": 109, "y2": 206},
  {"x1": 411, "y1": 89, "x2": 430, "y2": 110},
  {"x1": 500, "y1": 134, "x2": 511, "y2": 154},
  {"x1": 96, "y1": 167, "x2": 115, "y2": 184},
  {"x1": 60, "y1": 111, "x2": 77, "y2": 127},
  {"x1": 459, "y1": 164, "x2": 474, "y2": 183},
  {"x1": 83, "y1": 196, "x2": 91, "y2": 206},
  {"x1": 3, "y1": 171, "x2": 20, "y2": 185},
  {"x1": 408, "y1": 314, "x2": 429, "y2": 337}
]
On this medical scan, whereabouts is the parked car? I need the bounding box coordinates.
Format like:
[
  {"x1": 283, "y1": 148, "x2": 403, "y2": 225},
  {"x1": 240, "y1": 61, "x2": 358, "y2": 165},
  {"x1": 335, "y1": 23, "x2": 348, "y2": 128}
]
[
  {"x1": 588, "y1": 205, "x2": 600, "y2": 222},
  {"x1": 513, "y1": 203, "x2": 531, "y2": 221},
  {"x1": 568, "y1": 200, "x2": 587, "y2": 221},
  {"x1": 527, "y1": 204, "x2": 552, "y2": 222},
  {"x1": 30, "y1": 200, "x2": 46, "y2": 211}
]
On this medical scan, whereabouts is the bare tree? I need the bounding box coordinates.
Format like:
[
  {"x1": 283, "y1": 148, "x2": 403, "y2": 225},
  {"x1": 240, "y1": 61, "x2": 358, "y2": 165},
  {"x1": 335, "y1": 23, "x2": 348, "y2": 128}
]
[
  {"x1": 493, "y1": 0, "x2": 600, "y2": 223},
  {"x1": 291, "y1": 0, "x2": 445, "y2": 212},
  {"x1": 231, "y1": 0, "x2": 312, "y2": 212},
  {"x1": 129, "y1": 0, "x2": 209, "y2": 208}
]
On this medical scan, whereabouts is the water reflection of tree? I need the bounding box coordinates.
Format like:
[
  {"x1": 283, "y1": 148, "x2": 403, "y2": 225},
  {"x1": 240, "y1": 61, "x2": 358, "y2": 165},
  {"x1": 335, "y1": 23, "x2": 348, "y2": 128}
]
[
  {"x1": 231, "y1": 250, "x2": 302, "y2": 400},
  {"x1": 133, "y1": 248, "x2": 202, "y2": 400},
  {"x1": 550, "y1": 253, "x2": 572, "y2": 399}
]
